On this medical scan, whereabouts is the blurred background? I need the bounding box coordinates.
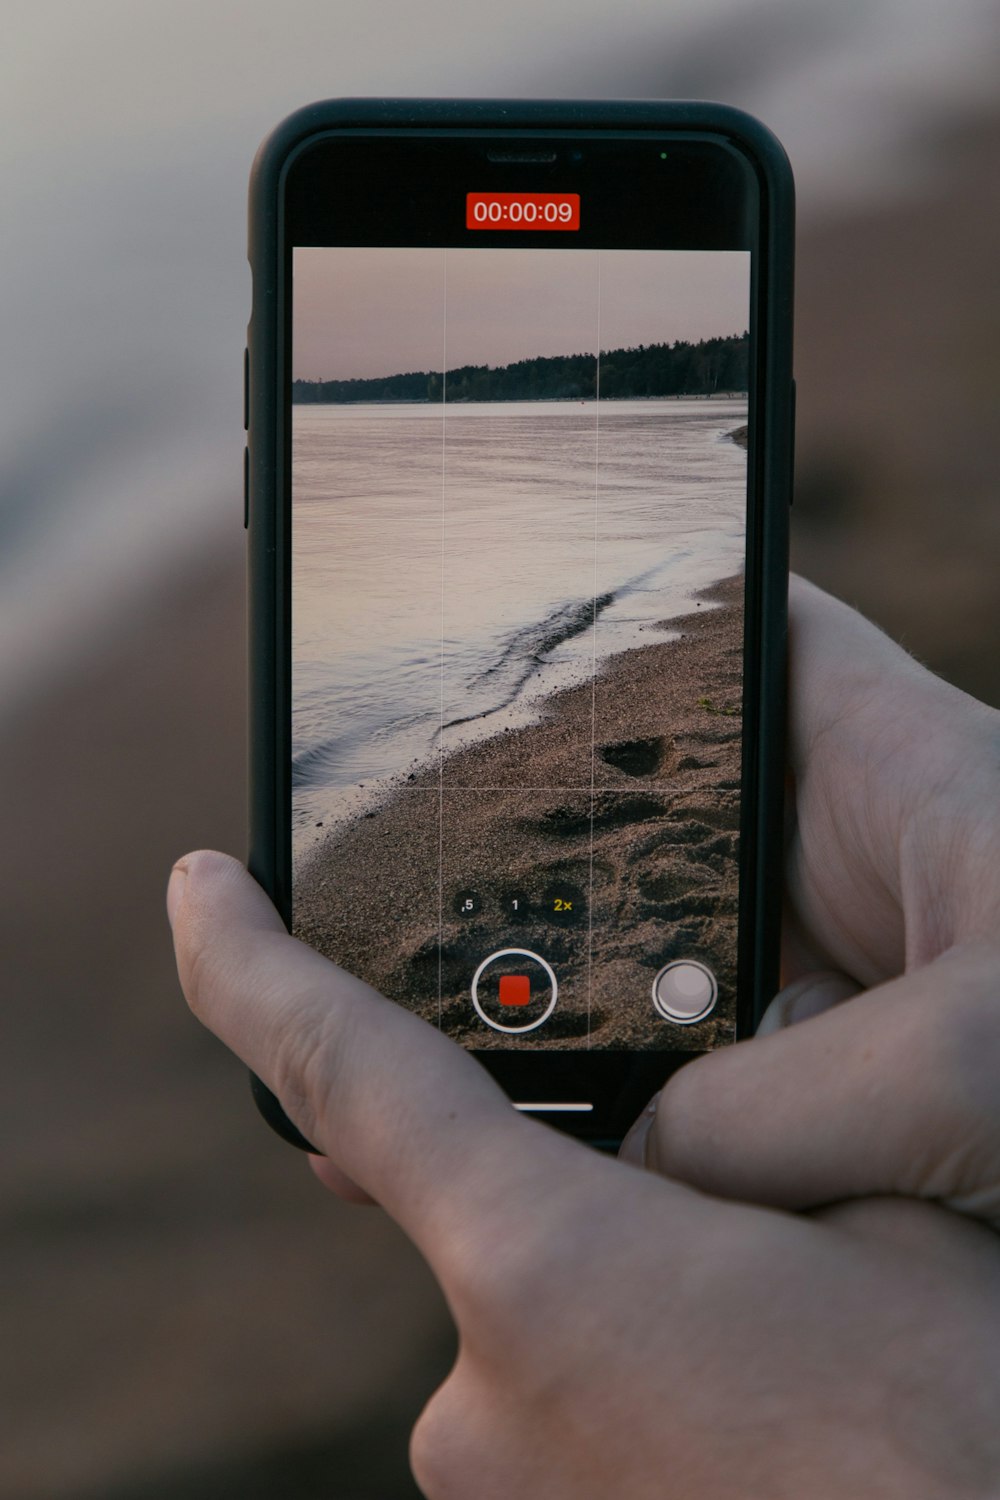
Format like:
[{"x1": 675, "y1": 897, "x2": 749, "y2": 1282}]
[{"x1": 2, "y1": 2, "x2": 998, "y2": 1495}]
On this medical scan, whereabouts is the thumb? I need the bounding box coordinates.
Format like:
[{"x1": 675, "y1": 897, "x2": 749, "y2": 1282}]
[
  {"x1": 167, "y1": 849, "x2": 579, "y2": 1283},
  {"x1": 636, "y1": 942, "x2": 1000, "y2": 1227}
]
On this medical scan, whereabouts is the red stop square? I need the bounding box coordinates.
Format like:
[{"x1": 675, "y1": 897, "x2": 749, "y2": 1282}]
[{"x1": 499, "y1": 974, "x2": 531, "y2": 1007}]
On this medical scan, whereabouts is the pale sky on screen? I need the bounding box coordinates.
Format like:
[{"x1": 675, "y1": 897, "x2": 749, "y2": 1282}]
[{"x1": 292, "y1": 248, "x2": 750, "y2": 381}]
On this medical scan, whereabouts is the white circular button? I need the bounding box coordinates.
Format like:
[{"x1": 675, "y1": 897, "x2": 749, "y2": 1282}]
[
  {"x1": 471, "y1": 949, "x2": 558, "y2": 1034},
  {"x1": 652, "y1": 960, "x2": 718, "y2": 1025}
]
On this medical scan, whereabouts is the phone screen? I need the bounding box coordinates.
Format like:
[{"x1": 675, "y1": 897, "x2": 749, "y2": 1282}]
[{"x1": 285, "y1": 134, "x2": 757, "y2": 1100}]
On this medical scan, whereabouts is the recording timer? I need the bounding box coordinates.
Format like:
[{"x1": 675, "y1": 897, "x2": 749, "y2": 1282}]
[{"x1": 466, "y1": 192, "x2": 580, "y2": 231}]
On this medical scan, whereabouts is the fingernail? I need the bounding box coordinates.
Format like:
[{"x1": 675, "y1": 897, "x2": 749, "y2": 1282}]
[
  {"x1": 618, "y1": 1091, "x2": 660, "y2": 1167},
  {"x1": 756, "y1": 971, "x2": 859, "y2": 1036},
  {"x1": 784, "y1": 971, "x2": 859, "y2": 1025},
  {"x1": 166, "y1": 862, "x2": 188, "y2": 929}
]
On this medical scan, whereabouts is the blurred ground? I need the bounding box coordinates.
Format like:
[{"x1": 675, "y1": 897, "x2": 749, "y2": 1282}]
[
  {"x1": 0, "y1": 545, "x2": 453, "y2": 1498},
  {"x1": 2, "y1": 69, "x2": 999, "y2": 1500}
]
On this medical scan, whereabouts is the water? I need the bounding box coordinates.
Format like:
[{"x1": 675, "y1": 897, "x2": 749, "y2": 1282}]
[{"x1": 292, "y1": 397, "x2": 747, "y2": 841}]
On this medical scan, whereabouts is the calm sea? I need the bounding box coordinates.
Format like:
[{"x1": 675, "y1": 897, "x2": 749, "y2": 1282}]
[{"x1": 292, "y1": 397, "x2": 747, "y2": 844}]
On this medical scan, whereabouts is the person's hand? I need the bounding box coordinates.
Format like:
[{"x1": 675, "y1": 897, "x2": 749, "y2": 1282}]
[
  {"x1": 168, "y1": 849, "x2": 1000, "y2": 1499},
  {"x1": 622, "y1": 577, "x2": 1000, "y2": 1227}
]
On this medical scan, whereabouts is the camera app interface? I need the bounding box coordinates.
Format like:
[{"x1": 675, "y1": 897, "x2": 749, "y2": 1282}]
[{"x1": 291, "y1": 242, "x2": 749, "y2": 1052}]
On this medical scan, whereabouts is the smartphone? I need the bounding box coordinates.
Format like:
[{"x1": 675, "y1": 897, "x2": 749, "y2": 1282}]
[{"x1": 246, "y1": 98, "x2": 793, "y2": 1151}]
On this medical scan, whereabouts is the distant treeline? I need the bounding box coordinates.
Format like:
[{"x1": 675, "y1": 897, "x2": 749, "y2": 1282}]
[{"x1": 293, "y1": 333, "x2": 748, "y2": 404}]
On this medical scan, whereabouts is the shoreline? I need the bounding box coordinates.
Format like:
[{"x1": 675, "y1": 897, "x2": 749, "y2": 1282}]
[
  {"x1": 293, "y1": 392, "x2": 749, "y2": 407},
  {"x1": 294, "y1": 573, "x2": 744, "y2": 1051}
]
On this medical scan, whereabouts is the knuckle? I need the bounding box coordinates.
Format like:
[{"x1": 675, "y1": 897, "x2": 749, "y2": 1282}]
[
  {"x1": 454, "y1": 1216, "x2": 560, "y2": 1332},
  {"x1": 409, "y1": 1375, "x2": 468, "y2": 1500},
  {"x1": 651, "y1": 1054, "x2": 714, "y2": 1173},
  {"x1": 939, "y1": 963, "x2": 1000, "y2": 1110},
  {"x1": 902, "y1": 954, "x2": 996, "y2": 1096},
  {"x1": 894, "y1": 950, "x2": 1000, "y2": 1201},
  {"x1": 437, "y1": 1129, "x2": 580, "y2": 1332},
  {"x1": 490, "y1": 1244, "x2": 552, "y2": 1328},
  {"x1": 268, "y1": 991, "x2": 349, "y2": 1146},
  {"x1": 409, "y1": 1407, "x2": 445, "y2": 1496},
  {"x1": 447, "y1": 1203, "x2": 598, "y2": 1382}
]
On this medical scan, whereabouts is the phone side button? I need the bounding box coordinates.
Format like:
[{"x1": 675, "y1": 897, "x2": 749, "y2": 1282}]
[
  {"x1": 243, "y1": 346, "x2": 250, "y2": 430},
  {"x1": 243, "y1": 445, "x2": 250, "y2": 529},
  {"x1": 789, "y1": 377, "x2": 796, "y2": 507}
]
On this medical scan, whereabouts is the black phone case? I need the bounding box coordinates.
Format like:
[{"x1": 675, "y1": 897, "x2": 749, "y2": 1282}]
[{"x1": 246, "y1": 98, "x2": 794, "y2": 1152}]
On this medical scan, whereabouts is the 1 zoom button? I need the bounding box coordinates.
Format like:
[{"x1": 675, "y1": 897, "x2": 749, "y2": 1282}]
[{"x1": 471, "y1": 949, "x2": 558, "y2": 1034}]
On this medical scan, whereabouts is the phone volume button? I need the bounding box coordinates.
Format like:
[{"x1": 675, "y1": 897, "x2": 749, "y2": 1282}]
[
  {"x1": 243, "y1": 346, "x2": 250, "y2": 430},
  {"x1": 243, "y1": 445, "x2": 250, "y2": 529},
  {"x1": 788, "y1": 378, "x2": 796, "y2": 507}
]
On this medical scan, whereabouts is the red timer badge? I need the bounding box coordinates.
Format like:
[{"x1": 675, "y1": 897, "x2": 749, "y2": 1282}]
[{"x1": 466, "y1": 192, "x2": 580, "y2": 231}]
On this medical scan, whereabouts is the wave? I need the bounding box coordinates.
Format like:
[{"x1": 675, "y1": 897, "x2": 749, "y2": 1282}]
[
  {"x1": 292, "y1": 731, "x2": 364, "y2": 789},
  {"x1": 439, "y1": 589, "x2": 617, "y2": 733},
  {"x1": 291, "y1": 560, "x2": 701, "y2": 791},
  {"x1": 291, "y1": 703, "x2": 431, "y2": 788}
]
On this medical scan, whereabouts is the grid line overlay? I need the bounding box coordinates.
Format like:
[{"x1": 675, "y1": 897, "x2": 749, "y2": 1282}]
[
  {"x1": 407, "y1": 786, "x2": 663, "y2": 793},
  {"x1": 437, "y1": 249, "x2": 448, "y2": 1032},
  {"x1": 430, "y1": 249, "x2": 610, "y2": 1042},
  {"x1": 586, "y1": 253, "x2": 603, "y2": 1051},
  {"x1": 288, "y1": 244, "x2": 752, "y2": 1061}
]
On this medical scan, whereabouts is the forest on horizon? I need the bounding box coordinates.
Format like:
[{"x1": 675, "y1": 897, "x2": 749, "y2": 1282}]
[{"x1": 293, "y1": 332, "x2": 748, "y2": 404}]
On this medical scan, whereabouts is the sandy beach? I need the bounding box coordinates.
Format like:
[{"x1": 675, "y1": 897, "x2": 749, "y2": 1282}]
[{"x1": 294, "y1": 573, "x2": 744, "y2": 1052}]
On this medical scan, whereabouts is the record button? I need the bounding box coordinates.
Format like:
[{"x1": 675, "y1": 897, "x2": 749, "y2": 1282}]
[{"x1": 471, "y1": 949, "x2": 557, "y2": 1034}]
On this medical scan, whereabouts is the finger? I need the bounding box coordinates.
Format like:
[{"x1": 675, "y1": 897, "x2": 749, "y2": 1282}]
[
  {"x1": 785, "y1": 577, "x2": 999, "y2": 979},
  {"x1": 168, "y1": 850, "x2": 583, "y2": 1275},
  {"x1": 786, "y1": 575, "x2": 957, "y2": 776},
  {"x1": 619, "y1": 970, "x2": 859, "y2": 1167},
  {"x1": 779, "y1": 884, "x2": 857, "y2": 989},
  {"x1": 644, "y1": 941, "x2": 1000, "y2": 1225},
  {"x1": 755, "y1": 969, "x2": 860, "y2": 1036},
  {"x1": 785, "y1": 578, "x2": 913, "y2": 981},
  {"x1": 617, "y1": 1093, "x2": 660, "y2": 1169},
  {"x1": 308, "y1": 1153, "x2": 378, "y2": 1206}
]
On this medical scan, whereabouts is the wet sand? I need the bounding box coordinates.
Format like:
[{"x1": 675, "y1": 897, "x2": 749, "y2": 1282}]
[{"x1": 294, "y1": 574, "x2": 744, "y2": 1051}]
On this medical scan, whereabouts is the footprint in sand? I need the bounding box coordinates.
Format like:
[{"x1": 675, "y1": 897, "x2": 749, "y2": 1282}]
[
  {"x1": 532, "y1": 795, "x2": 671, "y2": 838},
  {"x1": 598, "y1": 735, "x2": 672, "y2": 778}
]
